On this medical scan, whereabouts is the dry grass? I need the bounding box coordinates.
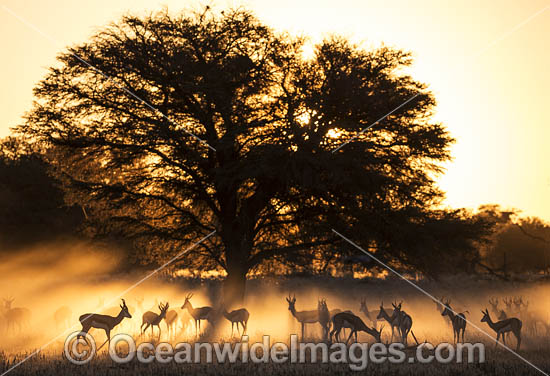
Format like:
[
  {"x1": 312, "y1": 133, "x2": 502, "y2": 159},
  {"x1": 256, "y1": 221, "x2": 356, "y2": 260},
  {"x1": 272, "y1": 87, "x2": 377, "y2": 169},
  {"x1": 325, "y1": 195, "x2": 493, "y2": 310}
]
[{"x1": 1, "y1": 275, "x2": 550, "y2": 375}]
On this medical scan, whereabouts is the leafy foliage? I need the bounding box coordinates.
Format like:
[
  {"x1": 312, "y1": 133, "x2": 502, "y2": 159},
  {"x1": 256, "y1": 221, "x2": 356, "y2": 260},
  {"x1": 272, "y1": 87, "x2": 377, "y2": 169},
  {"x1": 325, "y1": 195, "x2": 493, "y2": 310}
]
[{"x1": 18, "y1": 8, "x2": 491, "y2": 300}]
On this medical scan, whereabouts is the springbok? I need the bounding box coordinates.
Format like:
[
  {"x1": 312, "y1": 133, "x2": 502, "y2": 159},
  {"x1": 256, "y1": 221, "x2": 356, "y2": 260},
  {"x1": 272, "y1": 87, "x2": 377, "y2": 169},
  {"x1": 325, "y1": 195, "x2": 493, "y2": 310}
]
[
  {"x1": 359, "y1": 298, "x2": 383, "y2": 328},
  {"x1": 514, "y1": 297, "x2": 537, "y2": 336},
  {"x1": 327, "y1": 306, "x2": 354, "y2": 338},
  {"x1": 318, "y1": 299, "x2": 331, "y2": 340},
  {"x1": 434, "y1": 296, "x2": 452, "y2": 326},
  {"x1": 502, "y1": 297, "x2": 515, "y2": 316},
  {"x1": 181, "y1": 293, "x2": 213, "y2": 337},
  {"x1": 78, "y1": 299, "x2": 132, "y2": 349},
  {"x1": 164, "y1": 309, "x2": 179, "y2": 339},
  {"x1": 286, "y1": 295, "x2": 319, "y2": 340},
  {"x1": 135, "y1": 297, "x2": 145, "y2": 311},
  {"x1": 179, "y1": 309, "x2": 193, "y2": 335},
  {"x1": 480, "y1": 308, "x2": 522, "y2": 351},
  {"x1": 141, "y1": 302, "x2": 169, "y2": 338},
  {"x1": 488, "y1": 297, "x2": 507, "y2": 320},
  {"x1": 3, "y1": 297, "x2": 32, "y2": 333},
  {"x1": 330, "y1": 312, "x2": 383, "y2": 344},
  {"x1": 376, "y1": 302, "x2": 401, "y2": 342},
  {"x1": 54, "y1": 306, "x2": 72, "y2": 330},
  {"x1": 223, "y1": 307, "x2": 250, "y2": 337},
  {"x1": 441, "y1": 299, "x2": 468, "y2": 343},
  {"x1": 390, "y1": 302, "x2": 413, "y2": 345}
]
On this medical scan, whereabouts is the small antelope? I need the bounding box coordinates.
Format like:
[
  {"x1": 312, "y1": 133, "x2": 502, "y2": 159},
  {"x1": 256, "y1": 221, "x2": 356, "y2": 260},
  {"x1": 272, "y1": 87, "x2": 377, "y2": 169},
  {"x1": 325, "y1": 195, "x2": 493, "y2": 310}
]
[
  {"x1": 390, "y1": 302, "x2": 413, "y2": 345},
  {"x1": 135, "y1": 297, "x2": 145, "y2": 311},
  {"x1": 286, "y1": 294, "x2": 319, "y2": 340},
  {"x1": 330, "y1": 312, "x2": 382, "y2": 344},
  {"x1": 223, "y1": 307, "x2": 250, "y2": 337},
  {"x1": 3, "y1": 297, "x2": 32, "y2": 333},
  {"x1": 359, "y1": 298, "x2": 382, "y2": 328},
  {"x1": 514, "y1": 297, "x2": 537, "y2": 336},
  {"x1": 441, "y1": 299, "x2": 468, "y2": 343},
  {"x1": 181, "y1": 293, "x2": 213, "y2": 337},
  {"x1": 78, "y1": 299, "x2": 132, "y2": 349},
  {"x1": 502, "y1": 297, "x2": 515, "y2": 316},
  {"x1": 179, "y1": 309, "x2": 193, "y2": 335},
  {"x1": 376, "y1": 302, "x2": 401, "y2": 342},
  {"x1": 318, "y1": 299, "x2": 331, "y2": 340},
  {"x1": 164, "y1": 309, "x2": 179, "y2": 339},
  {"x1": 328, "y1": 307, "x2": 354, "y2": 337},
  {"x1": 141, "y1": 302, "x2": 170, "y2": 338},
  {"x1": 480, "y1": 308, "x2": 522, "y2": 351},
  {"x1": 488, "y1": 297, "x2": 507, "y2": 320},
  {"x1": 434, "y1": 296, "x2": 452, "y2": 326},
  {"x1": 54, "y1": 306, "x2": 72, "y2": 330}
]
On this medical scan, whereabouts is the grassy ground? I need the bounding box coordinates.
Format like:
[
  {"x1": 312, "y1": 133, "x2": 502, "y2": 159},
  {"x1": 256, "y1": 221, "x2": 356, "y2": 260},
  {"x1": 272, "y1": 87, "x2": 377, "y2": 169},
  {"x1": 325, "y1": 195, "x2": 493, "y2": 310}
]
[
  {"x1": 1, "y1": 275, "x2": 550, "y2": 375},
  {"x1": 1, "y1": 346, "x2": 549, "y2": 375}
]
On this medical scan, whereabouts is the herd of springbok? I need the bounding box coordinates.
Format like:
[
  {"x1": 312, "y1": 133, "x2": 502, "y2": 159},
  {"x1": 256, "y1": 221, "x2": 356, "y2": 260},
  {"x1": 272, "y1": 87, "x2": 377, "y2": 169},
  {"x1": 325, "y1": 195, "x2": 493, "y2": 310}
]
[
  {"x1": 286, "y1": 293, "x2": 550, "y2": 351},
  {"x1": 1, "y1": 292, "x2": 549, "y2": 352}
]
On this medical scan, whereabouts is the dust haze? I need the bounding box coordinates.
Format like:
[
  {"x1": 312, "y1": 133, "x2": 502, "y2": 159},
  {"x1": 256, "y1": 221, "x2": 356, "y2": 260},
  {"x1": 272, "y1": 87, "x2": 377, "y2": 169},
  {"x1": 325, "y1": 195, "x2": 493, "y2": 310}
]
[{"x1": 1, "y1": 244, "x2": 549, "y2": 354}]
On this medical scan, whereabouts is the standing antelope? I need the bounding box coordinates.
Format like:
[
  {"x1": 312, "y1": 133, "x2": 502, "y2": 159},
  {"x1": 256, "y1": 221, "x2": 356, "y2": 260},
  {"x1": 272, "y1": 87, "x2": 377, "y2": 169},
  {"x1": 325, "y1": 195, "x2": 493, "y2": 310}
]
[
  {"x1": 141, "y1": 302, "x2": 170, "y2": 338},
  {"x1": 488, "y1": 298, "x2": 507, "y2": 320},
  {"x1": 181, "y1": 293, "x2": 213, "y2": 337},
  {"x1": 441, "y1": 299, "x2": 468, "y2": 343},
  {"x1": 434, "y1": 296, "x2": 452, "y2": 326},
  {"x1": 54, "y1": 306, "x2": 72, "y2": 330},
  {"x1": 514, "y1": 297, "x2": 537, "y2": 336},
  {"x1": 359, "y1": 298, "x2": 382, "y2": 328},
  {"x1": 164, "y1": 309, "x2": 179, "y2": 339},
  {"x1": 376, "y1": 302, "x2": 401, "y2": 342},
  {"x1": 503, "y1": 297, "x2": 515, "y2": 316},
  {"x1": 78, "y1": 299, "x2": 131, "y2": 349},
  {"x1": 391, "y1": 302, "x2": 413, "y2": 345},
  {"x1": 223, "y1": 307, "x2": 250, "y2": 337},
  {"x1": 179, "y1": 309, "x2": 193, "y2": 336},
  {"x1": 318, "y1": 299, "x2": 331, "y2": 340},
  {"x1": 135, "y1": 297, "x2": 145, "y2": 311},
  {"x1": 286, "y1": 294, "x2": 319, "y2": 340},
  {"x1": 480, "y1": 308, "x2": 522, "y2": 351},
  {"x1": 3, "y1": 297, "x2": 32, "y2": 333},
  {"x1": 330, "y1": 312, "x2": 383, "y2": 344}
]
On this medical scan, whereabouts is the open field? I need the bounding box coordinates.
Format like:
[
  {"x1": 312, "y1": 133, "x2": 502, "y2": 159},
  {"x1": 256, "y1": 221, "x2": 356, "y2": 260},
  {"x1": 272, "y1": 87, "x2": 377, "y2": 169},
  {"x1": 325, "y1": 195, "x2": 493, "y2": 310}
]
[{"x1": 1, "y1": 275, "x2": 550, "y2": 375}]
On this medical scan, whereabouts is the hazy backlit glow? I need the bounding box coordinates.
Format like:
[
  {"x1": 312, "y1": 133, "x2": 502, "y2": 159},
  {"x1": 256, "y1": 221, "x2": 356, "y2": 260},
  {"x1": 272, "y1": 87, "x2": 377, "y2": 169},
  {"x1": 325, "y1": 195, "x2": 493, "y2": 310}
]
[{"x1": 0, "y1": 0, "x2": 548, "y2": 220}]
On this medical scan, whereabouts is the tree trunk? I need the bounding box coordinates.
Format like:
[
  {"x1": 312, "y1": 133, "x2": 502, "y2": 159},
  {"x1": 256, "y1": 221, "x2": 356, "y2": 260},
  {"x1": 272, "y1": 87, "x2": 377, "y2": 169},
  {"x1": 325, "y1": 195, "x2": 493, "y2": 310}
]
[
  {"x1": 224, "y1": 263, "x2": 247, "y2": 308},
  {"x1": 221, "y1": 226, "x2": 251, "y2": 307}
]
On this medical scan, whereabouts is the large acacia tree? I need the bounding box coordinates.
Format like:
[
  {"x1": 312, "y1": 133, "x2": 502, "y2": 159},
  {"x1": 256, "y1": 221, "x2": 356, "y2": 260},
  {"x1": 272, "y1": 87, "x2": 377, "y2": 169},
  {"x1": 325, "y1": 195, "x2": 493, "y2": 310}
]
[{"x1": 19, "y1": 9, "x2": 486, "y2": 304}]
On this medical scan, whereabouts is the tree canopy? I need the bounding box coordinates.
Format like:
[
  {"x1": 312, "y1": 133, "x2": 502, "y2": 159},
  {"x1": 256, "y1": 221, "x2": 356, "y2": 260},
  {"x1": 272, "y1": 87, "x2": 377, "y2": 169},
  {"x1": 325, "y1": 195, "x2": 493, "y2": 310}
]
[
  {"x1": 18, "y1": 8, "x2": 490, "y2": 303},
  {"x1": 0, "y1": 137, "x2": 84, "y2": 250}
]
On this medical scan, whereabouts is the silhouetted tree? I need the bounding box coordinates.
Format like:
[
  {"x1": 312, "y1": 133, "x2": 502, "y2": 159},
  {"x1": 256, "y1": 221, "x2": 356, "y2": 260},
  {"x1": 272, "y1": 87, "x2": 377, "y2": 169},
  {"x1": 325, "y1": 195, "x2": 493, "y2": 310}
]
[
  {"x1": 0, "y1": 137, "x2": 84, "y2": 250},
  {"x1": 477, "y1": 205, "x2": 550, "y2": 274},
  {"x1": 18, "y1": 9, "x2": 489, "y2": 303}
]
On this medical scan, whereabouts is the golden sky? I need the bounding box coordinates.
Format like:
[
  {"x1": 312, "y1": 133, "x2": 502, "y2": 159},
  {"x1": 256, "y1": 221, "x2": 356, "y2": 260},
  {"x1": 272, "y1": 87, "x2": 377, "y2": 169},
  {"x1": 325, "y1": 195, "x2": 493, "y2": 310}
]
[{"x1": 1, "y1": 0, "x2": 549, "y2": 221}]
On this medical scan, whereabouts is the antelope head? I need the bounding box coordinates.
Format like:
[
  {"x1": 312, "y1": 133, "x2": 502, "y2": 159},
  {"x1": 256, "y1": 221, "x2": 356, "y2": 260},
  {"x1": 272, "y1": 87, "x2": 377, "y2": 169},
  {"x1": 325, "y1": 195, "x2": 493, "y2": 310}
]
[
  {"x1": 159, "y1": 302, "x2": 169, "y2": 316},
  {"x1": 480, "y1": 308, "x2": 490, "y2": 323},
  {"x1": 286, "y1": 294, "x2": 296, "y2": 311},
  {"x1": 120, "y1": 299, "x2": 132, "y2": 318},
  {"x1": 181, "y1": 293, "x2": 194, "y2": 309},
  {"x1": 522, "y1": 298, "x2": 529, "y2": 310},
  {"x1": 376, "y1": 302, "x2": 386, "y2": 319},
  {"x1": 359, "y1": 297, "x2": 367, "y2": 313},
  {"x1": 441, "y1": 299, "x2": 452, "y2": 317},
  {"x1": 391, "y1": 301, "x2": 402, "y2": 311},
  {"x1": 513, "y1": 296, "x2": 525, "y2": 312},
  {"x1": 503, "y1": 297, "x2": 513, "y2": 310},
  {"x1": 135, "y1": 297, "x2": 144, "y2": 308},
  {"x1": 3, "y1": 297, "x2": 14, "y2": 309}
]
